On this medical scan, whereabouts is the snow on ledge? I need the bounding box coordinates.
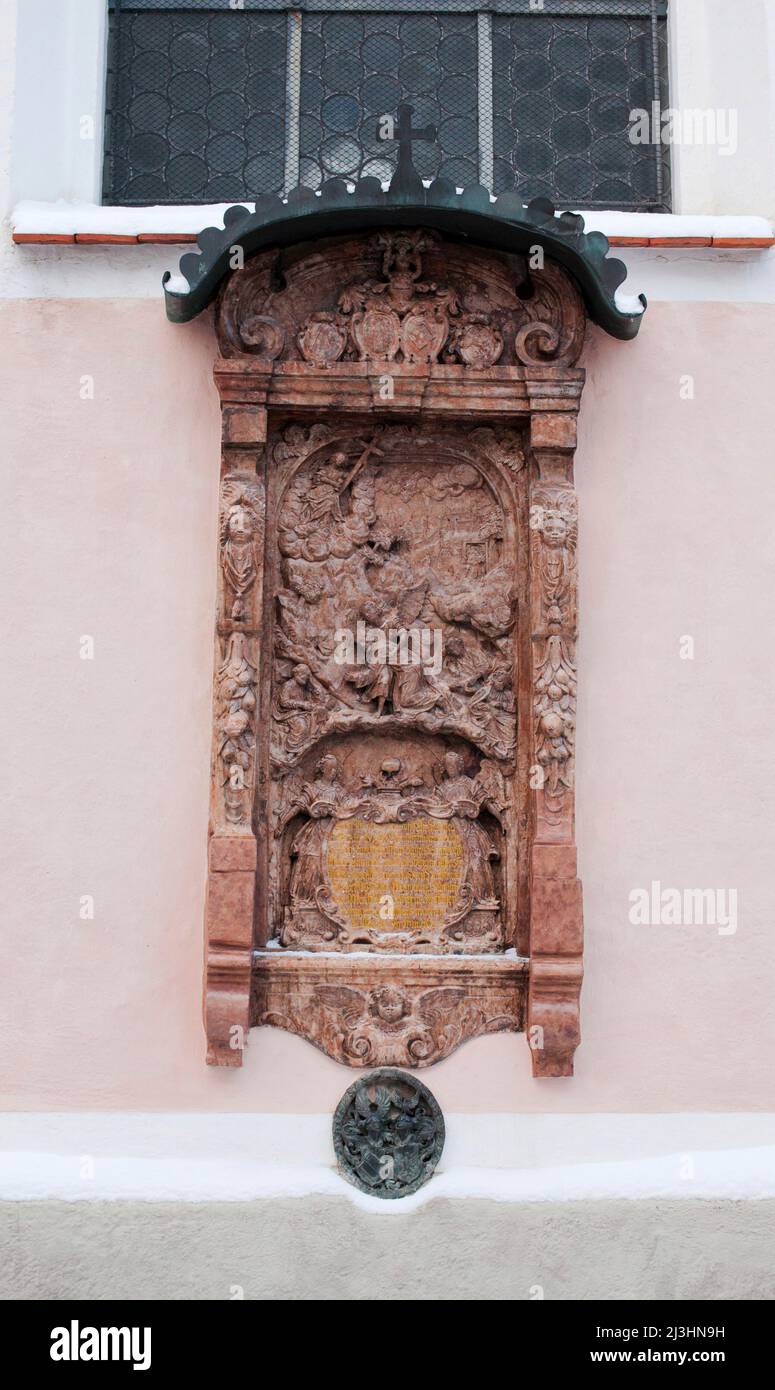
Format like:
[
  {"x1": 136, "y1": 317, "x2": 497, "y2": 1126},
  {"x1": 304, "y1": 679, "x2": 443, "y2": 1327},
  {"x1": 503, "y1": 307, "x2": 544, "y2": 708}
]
[
  {"x1": 10, "y1": 200, "x2": 775, "y2": 244},
  {"x1": 614, "y1": 288, "x2": 647, "y2": 315},
  {"x1": 2, "y1": 1146, "x2": 775, "y2": 1214}
]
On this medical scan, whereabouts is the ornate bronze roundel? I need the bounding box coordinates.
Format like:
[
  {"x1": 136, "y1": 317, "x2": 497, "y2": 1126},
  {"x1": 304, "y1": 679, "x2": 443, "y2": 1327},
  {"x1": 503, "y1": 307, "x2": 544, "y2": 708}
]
[{"x1": 333, "y1": 1069, "x2": 445, "y2": 1198}]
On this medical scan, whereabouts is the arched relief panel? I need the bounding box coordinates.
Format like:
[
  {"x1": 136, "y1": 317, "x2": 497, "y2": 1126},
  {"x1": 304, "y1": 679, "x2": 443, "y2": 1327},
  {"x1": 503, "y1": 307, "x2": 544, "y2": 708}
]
[
  {"x1": 202, "y1": 226, "x2": 588, "y2": 1077},
  {"x1": 263, "y1": 426, "x2": 529, "y2": 962}
]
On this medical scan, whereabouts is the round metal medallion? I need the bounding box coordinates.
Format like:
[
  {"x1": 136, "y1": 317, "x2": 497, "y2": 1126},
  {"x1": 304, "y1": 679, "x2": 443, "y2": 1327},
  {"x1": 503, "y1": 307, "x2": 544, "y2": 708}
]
[{"x1": 333, "y1": 1069, "x2": 445, "y2": 1199}]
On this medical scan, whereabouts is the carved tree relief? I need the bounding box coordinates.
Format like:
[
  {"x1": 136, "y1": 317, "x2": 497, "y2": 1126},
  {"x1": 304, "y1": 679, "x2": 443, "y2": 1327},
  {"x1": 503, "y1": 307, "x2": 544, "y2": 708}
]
[{"x1": 203, "y1": 228, "x2": 585, "y2": 1077}]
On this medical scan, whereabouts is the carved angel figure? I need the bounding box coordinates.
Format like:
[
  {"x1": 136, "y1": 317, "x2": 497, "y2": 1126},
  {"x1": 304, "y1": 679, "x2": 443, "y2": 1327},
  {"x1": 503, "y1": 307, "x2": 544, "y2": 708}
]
[
  {"x1": 316, "y1": 983, "x2": 470, "y2": 1069},
  {"x1": 220, "y1": 481, "x2": 264, "y2": 621},
  {"x1": 278, "y1": 441, "x2": 382, "y2": 562},
  {"x1": 534, "y1": 489, "x2": 577, "y2": 630},
  {"x1": 277, "y1": 755, "x2": 366, "y2": 906},
  {"x1": 413, "y1": 750, "x2": 504, "y2": 908}
]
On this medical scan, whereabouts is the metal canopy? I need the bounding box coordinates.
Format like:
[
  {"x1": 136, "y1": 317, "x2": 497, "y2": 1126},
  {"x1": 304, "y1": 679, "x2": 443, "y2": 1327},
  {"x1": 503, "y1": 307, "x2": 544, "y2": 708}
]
[{"x1": 164, "y1": 111, "x2": 647, "y2": 340}]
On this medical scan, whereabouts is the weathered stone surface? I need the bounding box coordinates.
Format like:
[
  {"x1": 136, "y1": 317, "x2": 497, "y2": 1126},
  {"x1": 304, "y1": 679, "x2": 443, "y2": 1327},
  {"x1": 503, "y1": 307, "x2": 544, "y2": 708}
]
[
  {"x1": 203, "y1": 227, "x2": 586, "y2": 1076},
  {"x1": 251, "y1": 952, "x2": 526, "y2": 1068}
]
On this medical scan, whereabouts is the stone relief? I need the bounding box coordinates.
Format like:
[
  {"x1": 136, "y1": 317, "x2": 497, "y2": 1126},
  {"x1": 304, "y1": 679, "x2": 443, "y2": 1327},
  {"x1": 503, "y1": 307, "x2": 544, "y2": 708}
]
[
  {"x1": 253, "y1": 969, "x2": 523, "y2": 1069},
  {"x1": 216, "y1": 632, "x2": 257, "y2": 829},
  {"x1": 216, "y1": 230, "x2": 586, "y2": 368},
  {"x1": 532, "y1": 485, "x2": 577, "y2": 821},
  {"x1": 274, "y1": 749, "x2": 509, "y2": 952},
  {"x1": 220, "y1": 479, "x2": 265, "y2": 621},
  {"x1": 271, "y1": 424, "x2": 520, "y2": 772},
  {"x1": 205, "y1": 226, "x2": 588, "y2": 1076}
]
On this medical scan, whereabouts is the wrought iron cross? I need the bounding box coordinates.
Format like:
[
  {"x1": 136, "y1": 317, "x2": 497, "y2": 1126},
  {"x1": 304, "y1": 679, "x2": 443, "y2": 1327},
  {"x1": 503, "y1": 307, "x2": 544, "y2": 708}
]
[{"x1": 379, "y1": 104, "x2": 437, "y2": 193}]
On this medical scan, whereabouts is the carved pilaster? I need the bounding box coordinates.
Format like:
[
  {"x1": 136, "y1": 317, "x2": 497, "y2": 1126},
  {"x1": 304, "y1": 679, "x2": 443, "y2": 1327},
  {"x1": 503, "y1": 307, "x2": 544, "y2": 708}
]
[
  {"x1": 203, "y1": 383, "x2": 267, "y2": 1067},
  {"x1": 527, "y1": 410, "x2": 583, "y2": 1077}
]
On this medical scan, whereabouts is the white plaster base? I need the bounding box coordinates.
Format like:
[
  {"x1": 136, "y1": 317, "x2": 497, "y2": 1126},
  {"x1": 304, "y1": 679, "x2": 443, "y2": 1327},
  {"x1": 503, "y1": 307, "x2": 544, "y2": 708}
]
[
  {"x1": 4, "y1": 1197, "x2": 775, "y2": 1301},
  {"x1": 3, "y1": 1112, "x2": 775, "y2": 1206}
]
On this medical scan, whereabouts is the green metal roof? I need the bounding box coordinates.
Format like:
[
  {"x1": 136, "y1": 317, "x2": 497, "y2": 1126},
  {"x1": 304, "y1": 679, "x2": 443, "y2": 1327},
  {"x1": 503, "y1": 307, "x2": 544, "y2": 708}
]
[{"x1": 164, "y1": 123, "x2": 646, "y2": 341}]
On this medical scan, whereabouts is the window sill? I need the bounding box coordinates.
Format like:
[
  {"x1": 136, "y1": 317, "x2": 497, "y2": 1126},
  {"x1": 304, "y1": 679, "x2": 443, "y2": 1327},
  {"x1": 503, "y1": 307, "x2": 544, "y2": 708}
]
[{"x1": 9, "y1": 202, "x2": 775, "y2": 252}]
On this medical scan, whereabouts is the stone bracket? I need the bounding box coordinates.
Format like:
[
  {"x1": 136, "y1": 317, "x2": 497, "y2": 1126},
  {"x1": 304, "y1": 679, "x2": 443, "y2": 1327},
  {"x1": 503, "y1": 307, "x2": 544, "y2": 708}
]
[{"x1": 251, "y1": 952, "x2": 527, "y2": 1068}]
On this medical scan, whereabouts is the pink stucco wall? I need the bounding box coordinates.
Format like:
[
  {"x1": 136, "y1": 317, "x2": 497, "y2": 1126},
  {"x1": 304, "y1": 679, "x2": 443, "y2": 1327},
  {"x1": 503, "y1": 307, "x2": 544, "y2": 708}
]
[{"x1": 2, "y1": 297, "x2": 773, "y2": 1112}]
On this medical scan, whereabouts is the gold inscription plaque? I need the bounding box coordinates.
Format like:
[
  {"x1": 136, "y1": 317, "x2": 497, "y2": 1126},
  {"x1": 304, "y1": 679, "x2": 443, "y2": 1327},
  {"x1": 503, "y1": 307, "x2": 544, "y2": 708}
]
[{"x1": 326, "y1": 817, "x2": 464, "y2": 937}]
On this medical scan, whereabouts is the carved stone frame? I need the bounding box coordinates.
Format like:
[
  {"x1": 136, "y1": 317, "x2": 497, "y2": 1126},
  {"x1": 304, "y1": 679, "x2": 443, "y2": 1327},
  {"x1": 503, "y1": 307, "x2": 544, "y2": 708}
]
[{"x1": 203, "y1": 232, "x2": 584, "y2": 1079}]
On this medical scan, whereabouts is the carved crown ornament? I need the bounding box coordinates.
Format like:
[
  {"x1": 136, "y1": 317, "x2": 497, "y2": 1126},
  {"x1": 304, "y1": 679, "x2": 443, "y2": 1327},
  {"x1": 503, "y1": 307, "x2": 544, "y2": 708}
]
[{"x1": 164, "y1": 173, "x2": 644, "y2": 1080}]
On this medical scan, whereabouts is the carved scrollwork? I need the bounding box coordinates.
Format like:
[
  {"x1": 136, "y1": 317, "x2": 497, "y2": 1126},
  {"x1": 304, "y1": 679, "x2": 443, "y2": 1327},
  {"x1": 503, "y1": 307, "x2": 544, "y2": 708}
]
[
  {"x1": 252, "y1": 966, "x2": 524, "y2": 1068},
  {"x1": 215, "y1": 230, "x2": 587, "y2": 368},
  {"x1": 514, "y1": 261, "x2": 586, "y2": 367}
]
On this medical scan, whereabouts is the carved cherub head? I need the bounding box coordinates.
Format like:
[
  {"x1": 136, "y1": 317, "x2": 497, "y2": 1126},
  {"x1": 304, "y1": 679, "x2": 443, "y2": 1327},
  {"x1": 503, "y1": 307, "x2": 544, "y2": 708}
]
[
  {"x1": 368, "y1": 985, "x2": 408, "y2": 1025},
  {"x1": 535, "y1": 493, "x2": 577, "y2": 549}
]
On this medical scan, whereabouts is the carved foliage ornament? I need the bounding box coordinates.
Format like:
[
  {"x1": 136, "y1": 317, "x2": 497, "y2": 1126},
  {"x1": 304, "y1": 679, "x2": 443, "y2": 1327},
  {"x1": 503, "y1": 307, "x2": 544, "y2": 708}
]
[{"x1": 216, "y1": 632, "x2": 257, "y2": 829}]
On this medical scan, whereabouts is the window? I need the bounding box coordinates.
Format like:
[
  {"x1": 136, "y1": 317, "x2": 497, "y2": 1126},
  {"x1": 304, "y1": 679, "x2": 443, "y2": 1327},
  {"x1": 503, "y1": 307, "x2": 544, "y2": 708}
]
[{"x1": 103, "y1": 0, "x2": 670, "y2": 210}]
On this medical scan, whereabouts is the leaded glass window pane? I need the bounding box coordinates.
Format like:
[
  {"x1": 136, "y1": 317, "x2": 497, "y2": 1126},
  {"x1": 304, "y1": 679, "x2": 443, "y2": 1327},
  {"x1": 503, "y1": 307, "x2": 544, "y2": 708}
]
[
  {"x1": 298, "y1": 12, "x2": 479, "y2": 189},
  {"x1": 492, "y1": 11, "x2": 670, "y2": 207},
  {"x1": 103, "y1": 2, "x2": 670, "y2": 211},
  {"x1": 103, "y1": 6, "x2": 288, "y2": 204}
]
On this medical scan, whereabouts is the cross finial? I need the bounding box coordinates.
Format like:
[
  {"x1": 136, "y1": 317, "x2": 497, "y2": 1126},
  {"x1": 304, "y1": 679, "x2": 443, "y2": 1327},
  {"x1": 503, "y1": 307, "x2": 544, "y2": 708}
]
[{"x1": 378, "y1": 104, "x2": 437, "y2": 195}]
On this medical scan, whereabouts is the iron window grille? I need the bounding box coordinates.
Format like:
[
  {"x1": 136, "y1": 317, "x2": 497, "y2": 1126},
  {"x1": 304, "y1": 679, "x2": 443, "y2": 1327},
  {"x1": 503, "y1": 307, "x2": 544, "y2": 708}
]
[{"x1": 104, "y1": 0, "x2": 670, "y2": 210}]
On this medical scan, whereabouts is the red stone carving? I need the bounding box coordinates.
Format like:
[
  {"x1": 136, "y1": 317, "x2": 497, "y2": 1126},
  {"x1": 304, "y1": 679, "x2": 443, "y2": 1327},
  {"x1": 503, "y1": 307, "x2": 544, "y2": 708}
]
[
  {"x1": 252, "y1": 954, "x2": 526, "y2": 1068},
  {"x1": 203, "y1": 228, "x2": 588, "y2": 1078}
]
